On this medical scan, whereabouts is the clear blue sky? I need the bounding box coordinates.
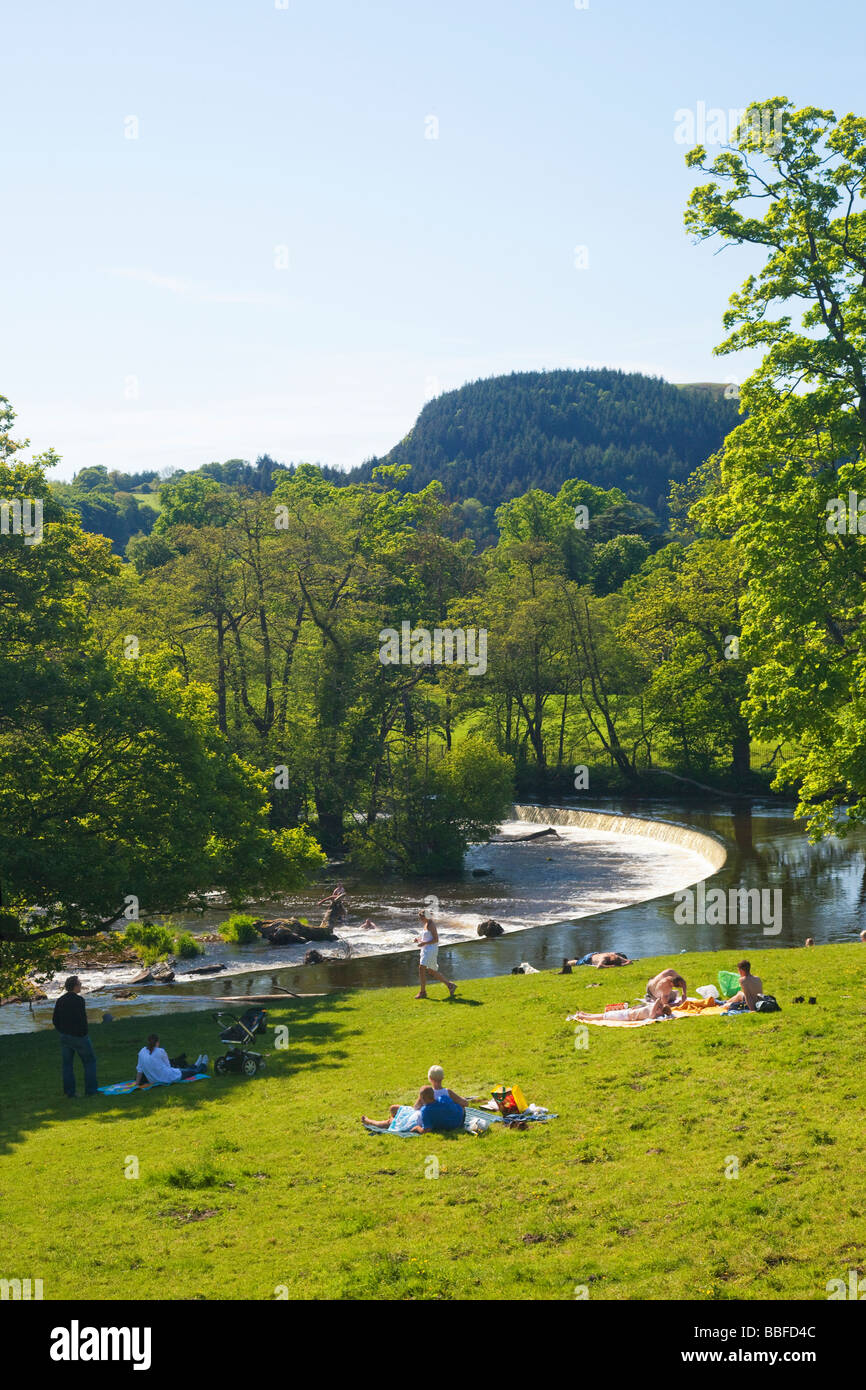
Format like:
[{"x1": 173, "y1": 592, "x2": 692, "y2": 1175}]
[{"x1": 3, "y1": 0, "x2": 863, "y2": 480}]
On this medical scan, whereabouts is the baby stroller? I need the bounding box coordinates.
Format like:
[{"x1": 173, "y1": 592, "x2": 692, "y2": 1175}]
[{"x1": 213, "y1": 1007, "x2": 268, "y2": 1077}]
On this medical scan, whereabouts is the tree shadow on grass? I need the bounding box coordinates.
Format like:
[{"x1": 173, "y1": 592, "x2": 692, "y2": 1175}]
[{"x1": 0, "y1": 991, "x2": 358, "y2": 1153}]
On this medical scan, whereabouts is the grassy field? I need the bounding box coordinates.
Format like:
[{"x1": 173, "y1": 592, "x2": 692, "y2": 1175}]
[
  {"x1": 1, "y1": 944, "x2": 864, "y2": 1301},
  {"x1": 129, "y1": 491, "x2": 161, "y2": 511}
]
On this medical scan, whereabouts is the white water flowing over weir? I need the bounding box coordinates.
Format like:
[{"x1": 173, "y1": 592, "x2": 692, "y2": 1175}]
[
  {"x1": 0, "y1": 803, "x2": 728, "y2": 1034},
  {"x1": 511, "y1": 804, "x2": 728, "y2": 871}
]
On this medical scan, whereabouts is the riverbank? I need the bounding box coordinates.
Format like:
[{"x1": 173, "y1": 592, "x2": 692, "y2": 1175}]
[
  {"x1": 1, "y1": 943, "x2": 863, "y2": 1300},
  {"x1": 1, "y1": 808, "x2": 720, "y2": 1034}
]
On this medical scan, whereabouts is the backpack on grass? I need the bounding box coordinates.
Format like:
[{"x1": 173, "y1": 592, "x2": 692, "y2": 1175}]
[{"x1": 755, "y1": 994, "x2": 781, "y2": 1013}]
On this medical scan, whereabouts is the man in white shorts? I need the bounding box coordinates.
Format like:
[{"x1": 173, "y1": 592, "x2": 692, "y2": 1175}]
[{"x1": 414, "y1": 910, "x2": 457, "y2": 1000}]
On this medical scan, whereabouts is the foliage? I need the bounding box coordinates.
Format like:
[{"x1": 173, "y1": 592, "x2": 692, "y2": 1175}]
[
  {"x1": 218, "y1": 914, "x2": 260, "y2": 945},
  {"x1": 173, "y1": 931, "x2": 204, "y2": 959},
  {"x1": 120, "y1": 922, "x2": 178, "y2": 966},
  {"x1": 0, "y1": 403, "x2": 326, "y2": 994},
  {"x1": 348, "y1": 368, "x2": 738, "y2": 522},
  {"x1": 684, "y1": 97, "x2": 866, "y2": 832},
  {"x1": 348, "y1": 736, "x2": 514, "y2": 875}
]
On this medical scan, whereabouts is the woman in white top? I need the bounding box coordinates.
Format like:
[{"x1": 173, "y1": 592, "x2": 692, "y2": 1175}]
[
  {"x1": 135, "y1": 1034, "x2": 202, "y2": 1087},
  {"x1": 413, "y1": 910, "x2": 457, "y2": 1000}
]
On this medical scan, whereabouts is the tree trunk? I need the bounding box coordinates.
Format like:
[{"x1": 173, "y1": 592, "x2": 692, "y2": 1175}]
[
  {"x1": 732, "y1": 731, "x2": 751, "y2": 785},
  {"x1": 216, "y1": 614, "x2": 227, "y2": 736}
]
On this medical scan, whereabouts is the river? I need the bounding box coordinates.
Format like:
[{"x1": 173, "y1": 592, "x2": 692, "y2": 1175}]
[{"x1": 3, "y1": 797, "x2": 862, "y2": 1034}]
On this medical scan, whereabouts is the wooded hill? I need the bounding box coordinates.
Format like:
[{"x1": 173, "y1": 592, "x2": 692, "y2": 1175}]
[
  {"x1": 56, "y1": 369, "x2": 738, "y2": 553},
  {"x1": 342, "y1": 369, "x2": 739, "y2": 517}
]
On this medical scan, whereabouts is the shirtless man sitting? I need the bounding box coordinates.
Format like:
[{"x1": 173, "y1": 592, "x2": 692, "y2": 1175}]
[
  {"x1": 568, "y1": 998, "x2": 672, "y2": 1023},
  {"x1": 719, "y1": 959, "x2": 763, "y2": 1012},
  {"x1": 645, "y1": 968, "x2": 687, "y2": 1008}
]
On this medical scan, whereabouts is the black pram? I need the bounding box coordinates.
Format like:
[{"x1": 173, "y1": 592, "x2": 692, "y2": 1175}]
[{"x1": 213, "y1": 1007, "x2": 268, "y2": 1077}]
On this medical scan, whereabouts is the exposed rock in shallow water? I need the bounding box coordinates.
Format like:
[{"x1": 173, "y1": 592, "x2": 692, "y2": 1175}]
[
  {"x1": 256, "y1": 917, "x2": 336, "y2": 944},
  {"x1": 491, "y1": 826, "x2": 560, "y2": 843},
  {"x1": 129, "y1": 962, "x2": 175, "y2": 984},
  {"x1": 59, "y1": 937, "x2": 139, "y2": 970},
  {"x1": 1, "y1": 987, "x2": 47, "y2": 1006},
  {"x1": 477, "y1": 919, "x2": 504, "y2": 938}
]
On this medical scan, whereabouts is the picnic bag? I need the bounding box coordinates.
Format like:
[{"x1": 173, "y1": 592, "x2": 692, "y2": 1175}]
[
  {"x1": 755, "y1": 994, "x2": 781, "y2": 1013},
  {"x1": 491, "y1": 1084, "x2": 528, "y2": 1116}
]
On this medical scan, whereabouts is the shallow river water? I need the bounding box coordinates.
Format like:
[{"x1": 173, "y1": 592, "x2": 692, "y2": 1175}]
[{"x1": 3, "y1": 797, "x2": 863, "y2": 1034}]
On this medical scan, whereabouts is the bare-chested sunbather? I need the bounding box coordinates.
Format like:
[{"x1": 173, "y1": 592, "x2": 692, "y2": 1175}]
[
  {"x1": 572, "y1": 951, "x2": 634, "y2": 968},
  {"x1": 645, "y1": 968, "x2": 687, "y2": 1007}
]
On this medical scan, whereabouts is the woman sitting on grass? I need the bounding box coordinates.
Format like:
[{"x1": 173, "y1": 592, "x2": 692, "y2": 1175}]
[
  {"x1": 135, "y1": 1035, "x2": 207, "y2": 1087},
  {"x1": 427, "y1": 1064, "x2": 467, "y2": 1109},
  {"x1": 362, "y1": 1085, "x2": 465, "y2": 1134}
]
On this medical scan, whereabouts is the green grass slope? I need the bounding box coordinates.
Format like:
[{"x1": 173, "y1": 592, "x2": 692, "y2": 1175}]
[{"x1": 1, "y1": 945, "x2": 864, "y2": 1301}]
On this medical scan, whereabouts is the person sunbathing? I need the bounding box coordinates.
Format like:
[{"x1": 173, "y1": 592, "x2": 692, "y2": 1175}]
[
  {"x1": 362, "y1": 1091, "x2": 426, "y2": 1132},
  {"x1": 427, "y1": 1064, "x2": 467, "y2": 1109},
  {"x1": 569, "y1": 998, "x2": 672, "y2": 1023},
  {"x1": 645, "y1": 968, "x2": 687, "y2": 1007},
  {"x1": 719, "y1": 959, "x2": 763, "y2": 1012},
  {"x1": 573, "y1": 951, "x2": 634, "y2": 968},
  {"x1": 362, "y1": 1067, "x2": 467, "y2": 1131},
  {"x1": 410, "y1": 1085, "x2": 464, "y2": 1133}
]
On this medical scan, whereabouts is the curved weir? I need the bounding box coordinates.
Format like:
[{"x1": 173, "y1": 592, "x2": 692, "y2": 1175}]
[
  {"x1": 3, "y1": 802, "x2": 733, "y2": 1032},
  {"x1": 13, "y1": 796, "x2": 866, "y2": 1031},
  {"x1": 511, "y1": 804, "x2": 728, "y2": 872}
]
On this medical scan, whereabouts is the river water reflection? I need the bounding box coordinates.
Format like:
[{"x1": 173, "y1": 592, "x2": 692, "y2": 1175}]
[{"x1": 4, "y1": 797, "x2": 864, "y2": 1034}]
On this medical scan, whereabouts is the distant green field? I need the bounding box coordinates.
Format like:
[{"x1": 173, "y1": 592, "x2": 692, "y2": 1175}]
[
  {"x1": 2, "y1": 944, "x2": 863, "y2": 1301},
  {"x1": 129, "y1": 491, "x2": 161, "y2": 511}
]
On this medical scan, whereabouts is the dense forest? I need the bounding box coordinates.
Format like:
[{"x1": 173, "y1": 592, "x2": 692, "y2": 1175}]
[
  {"x1": 52, "y1": 370, "x2": 738, "y2": 555},
  {"x1": 347, "y1": 369, "x2": 739, "y2": 528}
]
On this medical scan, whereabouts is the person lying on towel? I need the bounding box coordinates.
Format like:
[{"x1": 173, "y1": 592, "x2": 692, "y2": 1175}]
[
  {"x1": 570, "y1": 999, "x2": 672, "y2": 1023},
  {"x1": 573, "y1": 951, "x2": 634, "y2": 968},
  {"x1": 135, "y1": 1034, "x2": 205, "y2": 1087}
]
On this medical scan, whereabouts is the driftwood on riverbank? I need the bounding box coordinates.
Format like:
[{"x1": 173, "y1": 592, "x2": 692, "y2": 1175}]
[{"x1": 490, "y1": 826, "x2": 560, "y2": 843}]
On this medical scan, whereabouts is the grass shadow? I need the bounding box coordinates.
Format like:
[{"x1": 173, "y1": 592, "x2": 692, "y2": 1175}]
[{"x1": 0, "y1": 991, "x2": 359, "y2": 1153}]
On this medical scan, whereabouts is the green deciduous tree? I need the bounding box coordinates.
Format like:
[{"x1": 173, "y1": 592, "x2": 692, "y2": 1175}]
[{"x1": 685, "y1": 98, "x2": 866, "y2": 832}]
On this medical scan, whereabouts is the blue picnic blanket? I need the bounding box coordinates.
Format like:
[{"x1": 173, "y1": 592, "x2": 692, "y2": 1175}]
[
  {"x1": 363, "y1": 1105, "x2": 556, "y2": 1135},
  {"x1": 98, "y1": 1073, "x2": 210, "y2": 1096}
]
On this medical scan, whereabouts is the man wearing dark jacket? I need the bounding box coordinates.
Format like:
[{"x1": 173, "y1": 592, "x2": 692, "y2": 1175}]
[{"x1": 52, "y1": 976, "x2": 98, "y2": 1097}]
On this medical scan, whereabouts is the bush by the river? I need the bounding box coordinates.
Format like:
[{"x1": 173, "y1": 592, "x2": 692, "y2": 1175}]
[
  {"x1": 121, "y1": 921, "x2": 203, "y2": 964},
  {"x1": 219, "y1": 914, "x2": 260, "y2": 945}
]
